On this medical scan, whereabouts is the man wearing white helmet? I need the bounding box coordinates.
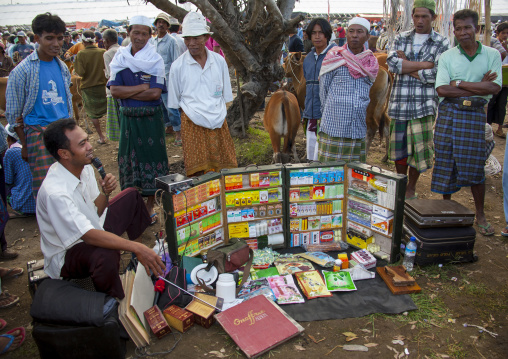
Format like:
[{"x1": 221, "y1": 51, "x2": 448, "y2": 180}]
[
  {"x1": 108, "y1": 15, "x2": 169, "y2": 223},
  {"x1": 168, "y1": 12, "x2": 237, "y2": 177}
]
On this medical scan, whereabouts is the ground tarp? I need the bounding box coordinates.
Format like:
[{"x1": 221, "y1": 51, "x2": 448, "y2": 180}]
[{"x1": 278, "y1": 248, "x2": 417, "y2": 322}]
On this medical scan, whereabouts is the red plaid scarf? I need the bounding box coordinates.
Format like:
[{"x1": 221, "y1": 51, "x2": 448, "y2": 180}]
[{"x1": 319, "y1": 45, "x2": 379, "y2": 82}]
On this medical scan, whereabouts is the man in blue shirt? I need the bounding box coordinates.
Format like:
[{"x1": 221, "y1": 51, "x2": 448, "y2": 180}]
[
  {"x1": 5, "y1": 13, "x2": 72, "y2": 199},
  {"x1": 11, "y1": 31, "x2": 34, "y2": 64},
  {"x1": 302, "y1": 18, "x2": 337, "y2": 161},
  {"x1": 4, "y1": 125, "x2": 36, "y2": 215},
  {"x1": 150, "y1": 13, "x2": 180, "y2": 140}
]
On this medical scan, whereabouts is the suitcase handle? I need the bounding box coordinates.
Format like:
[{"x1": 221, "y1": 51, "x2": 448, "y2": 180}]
[{"x1": 370, "y1": 165, "x2": 383, "y2": 173}]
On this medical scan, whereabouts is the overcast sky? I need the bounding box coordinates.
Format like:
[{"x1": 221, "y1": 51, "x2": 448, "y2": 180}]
[{"x1": 0, "y1": 0, "x2": 506, "y2": 26}]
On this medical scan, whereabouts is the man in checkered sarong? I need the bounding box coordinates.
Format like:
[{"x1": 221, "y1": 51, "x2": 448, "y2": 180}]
[
  {"x1": 387, "y1": 0, "x2": 450, "y2": 200},
  {"x1": 5, "y1": 13, "x2": 73, "y2": 199},
  {"x1": 317, "y1": 17, "x2": 378, "y2": 163},
  {"x1": 432, "y1": 9, "x2": 502, "y2": 236}
]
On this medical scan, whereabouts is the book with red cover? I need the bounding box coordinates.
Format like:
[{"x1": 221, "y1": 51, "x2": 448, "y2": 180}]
[{"x1": 215, "y1": 295, "x2": 304, "y2": 358}]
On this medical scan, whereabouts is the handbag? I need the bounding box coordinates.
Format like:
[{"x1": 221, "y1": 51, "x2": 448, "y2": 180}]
[
  {"x1": 198, "y1": 238, "x2": 254, "y2": 295},
  {"x1": 157, "y1": 266, "x2": 192, "y2": 310}
]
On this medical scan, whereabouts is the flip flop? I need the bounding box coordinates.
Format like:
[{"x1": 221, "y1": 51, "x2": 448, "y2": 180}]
[
  {"x1": 0, "y1": 293, "x2": 19, "y2": 309},
  {"x1": 150, "y1": 213, "x2": 158, "y2": 226},
  {"x1": 501, "y1": 227, "x2": 508, "y2": 237},
  {"x1": 0, "y1": 327, "x2": 26, "y2": 355},
  {"x1": 8, "y1": 210, "x2": 33, "y2": 219},
  {"x1": 477, "y1": 222, "x2": 495, "y2": 236},
  {"x1": 0, "y1": 268, "x2": 23, "y2": 280},
  {"x1": 97, "y1": 139, "x2": 107, "y2": 145},
  {"x1": 405, "y1": 193, "x2": 418, "y2": 201},
  {"x1": 0, "y1": 319, "x2": 6, "y2": 331}
]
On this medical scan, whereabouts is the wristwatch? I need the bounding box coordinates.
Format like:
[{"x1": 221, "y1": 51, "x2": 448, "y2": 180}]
[{"x1": 455, "y1": 80, "x2": 462, "y2": 88}]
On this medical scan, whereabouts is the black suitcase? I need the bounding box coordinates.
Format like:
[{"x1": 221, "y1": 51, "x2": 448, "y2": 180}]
[
  {"x1": 402, "y1": 219, "x2": 477, "y2": 265},
  {"x1": 405, "y1": 199, "x2": 475, "y2": 228}
]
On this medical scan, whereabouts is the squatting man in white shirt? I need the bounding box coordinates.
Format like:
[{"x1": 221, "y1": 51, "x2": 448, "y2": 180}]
[{"x1": 36, "y1": 118, "x2": 165, "y2": 299}]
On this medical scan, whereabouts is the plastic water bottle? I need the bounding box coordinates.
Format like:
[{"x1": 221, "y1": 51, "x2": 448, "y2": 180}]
[{"x1": 403, "y1": 237, "x2": 417, "y2": 272}]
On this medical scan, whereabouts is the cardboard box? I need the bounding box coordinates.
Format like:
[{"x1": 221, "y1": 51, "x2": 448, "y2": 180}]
[
  {"x1": 346, "y1": 231, "x2": 374, "y2": 250},
  {"x1": 186, "y1": 294, "x2": 222, "y2": 329},
  {"x1": 371, "y1": 213, "x2": 394, "y2": 236},
  {"x1": 163, "y1": 305, "x2": 194, "y2": 333},
  {"x1": 144, "y1": 306, "x2": 171, "y2": 339},
  {"x1": 372, "y1": 205, "x2": 393, "y2": 218}
]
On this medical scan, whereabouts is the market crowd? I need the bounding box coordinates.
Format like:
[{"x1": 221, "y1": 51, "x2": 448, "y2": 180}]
[{"x1": 0, "y1": 0, "x2": 506, "y2": 354}]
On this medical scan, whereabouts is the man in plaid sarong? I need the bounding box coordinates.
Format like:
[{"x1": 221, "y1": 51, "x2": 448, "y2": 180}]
[
  {"x1": 318, "y1": 17, "x2": 378, "y2": 163},
  {"x1": 432, "y1": 9, "x2": 502, "y2": 236},
  {"x1": 5, "y1": 13, "x2": 72, "y2": 199},
  {"x1": 387, "y1": 0, "x2": 450, "y2": 199}
]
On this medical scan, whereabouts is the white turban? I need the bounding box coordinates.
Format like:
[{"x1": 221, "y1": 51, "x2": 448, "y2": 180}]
[
  {"x1": 348, "y1": 17, "x2": 371, "y2": 32},
  {"x1": 129, "y1": 15, "x2": 153, "y2": 29}
]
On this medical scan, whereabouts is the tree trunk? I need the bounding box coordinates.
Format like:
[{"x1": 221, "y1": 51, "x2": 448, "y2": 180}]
[{"x1": 145, "y1": 0, "x2": 303, "y2": 137}]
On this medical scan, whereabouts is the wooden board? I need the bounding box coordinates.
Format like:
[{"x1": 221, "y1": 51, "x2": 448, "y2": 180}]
[
  {"x1": 384, "y1": 266, "x2": 415, "y2": 286},
  {"x1": 377, "y1": 266, "x2": 421, "y2": 295}
]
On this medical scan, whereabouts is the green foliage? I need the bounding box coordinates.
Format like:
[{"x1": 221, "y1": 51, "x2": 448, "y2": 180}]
[{"x1": 233, "y1": 126, "x2": 273, "y2": 166}]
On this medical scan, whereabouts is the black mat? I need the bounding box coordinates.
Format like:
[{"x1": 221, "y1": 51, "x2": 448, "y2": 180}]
[{"x1": 277, "y1": 248, "x2": 418, "y2": 322}]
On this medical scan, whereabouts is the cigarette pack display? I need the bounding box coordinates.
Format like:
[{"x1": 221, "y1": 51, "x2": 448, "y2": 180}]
[
  {"x1": 299, "y1": 187, "x2": 311, "y2": 201},
  {"x1": 312, "y1": 186, "x2": 325, "y2": 200},
  {"x1": 289, "y1": 188, "x2": 300, "y2": 202},
  {"x1": 259, "y1": 172, "x2": 271, "y2": 187}
]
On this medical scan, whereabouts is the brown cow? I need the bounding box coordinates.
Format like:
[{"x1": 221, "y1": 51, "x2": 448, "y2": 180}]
[
  {"x1": 282, "y1": 52, "x2": 306, "y2": 110},
  {"x1": 263, "y1": 90, "x2": 301, "y2": 164},
  {"x1": 283, "y1": 51, "x2": 393, "y2": 161}
]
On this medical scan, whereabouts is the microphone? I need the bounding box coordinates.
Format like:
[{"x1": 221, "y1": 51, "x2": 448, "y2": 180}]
[{"x1": 91, "y1": 157, "x2": 107, "y2": 179}]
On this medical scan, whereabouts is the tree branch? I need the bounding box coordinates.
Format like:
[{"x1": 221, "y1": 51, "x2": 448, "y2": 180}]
[
  {"x1": 278, "y1": 0, "x2": 296, "y2": 18},
  {"x1": 190, "y1": 0, "x2": 262, "y2": 72},
  {"x1": 145, "y1": 0, "x2": 188, "y2": 23}
]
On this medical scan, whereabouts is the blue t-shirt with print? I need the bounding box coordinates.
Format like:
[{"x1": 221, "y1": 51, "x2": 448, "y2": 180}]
[
  {"x1": 12, "y1": 43, "x2": 35, "y2": 60},
  {"x1": 24, "y1": 58, "x2": 69, "y2": 126},
  {"x1": 107, "y1": 68, "x2": 167, "y2": 108}
]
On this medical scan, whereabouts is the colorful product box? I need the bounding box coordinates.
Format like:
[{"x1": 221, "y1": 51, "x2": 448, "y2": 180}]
[{"x1": 371, "y1": 213, "x2": 393, "y2": 236}]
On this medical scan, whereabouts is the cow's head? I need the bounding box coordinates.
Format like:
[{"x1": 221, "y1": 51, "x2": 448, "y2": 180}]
[{"x1": 283, "y1": 52, "x2": 305, "y2": 80}]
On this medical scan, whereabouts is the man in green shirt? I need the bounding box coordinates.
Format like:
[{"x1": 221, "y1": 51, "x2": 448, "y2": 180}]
[
  {"x1": 74, "y1": 30, "x2": 107, "y2": 144},
  {"x1": 432, "y1": 9, "x2": 502, "y2": 236}
]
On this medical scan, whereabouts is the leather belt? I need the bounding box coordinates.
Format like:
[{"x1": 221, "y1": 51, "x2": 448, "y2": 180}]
[{"x1": 444, "y1": 97, "x2": 486, "y2": 108}]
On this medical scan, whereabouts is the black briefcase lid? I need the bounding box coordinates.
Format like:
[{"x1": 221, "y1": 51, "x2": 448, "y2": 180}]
[{"x1": 405, "y1": 199, "x2": 475, "y2": 218}]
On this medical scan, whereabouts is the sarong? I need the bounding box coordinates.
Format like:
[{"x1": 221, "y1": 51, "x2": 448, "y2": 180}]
[
  {"x1": 81, "y1": 85, "x2": 107, "y2": 119},
  {"x1": 317, "y1": 131, "x2": 366, "y2": 163},
  {"x1": 431, "y1": 98, "x2": 488, "y2": 194},
  {"x1": 25, "y1": 125, "x2": 55, "y2": 199},
  {"x1": 181, "y1": 112, "x2": 238, "y2": 177},
  {"x1": 389, "y1": 115, "x2": 434, "y2": 172},
  {"x1": 106, "y1": 97, "x2": 120, "y2": 141},
  {"x1": 118, "y1": 105, "x2": 169, "y2": 196}
]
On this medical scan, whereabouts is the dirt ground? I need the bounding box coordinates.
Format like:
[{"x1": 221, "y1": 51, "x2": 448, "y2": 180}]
[{"x1": 1, "y1": 106, "x2": 507, "y2": 359}]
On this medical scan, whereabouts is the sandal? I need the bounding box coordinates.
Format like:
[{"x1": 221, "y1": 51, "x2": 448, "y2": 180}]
[
  {"x1": 495, "y1": 130, "x2": 506, "y2": 139},
  {"x1": 0, "y1": 327, "x2": 26, "y2": 355},
  {"x1": 477, "y1": 222, "x2": 495, "y2": 236},
  {"x1": 0, "y1": 268, "x2": 23, "y2": 280},
  {"x1": 501, "y1": 227, "x2": 508, "y2": 237},
  {"x1": 150, "y1": 213, "x2": 158, "y2": 226},
  {"x1": 8, "y1": 210, "x2": 33, "y2": 219},
  {"x1": 0, "y1": 293, "x2": 19, "y2": 309},
  {"x1": 174, "y1": 139, "x2": 182, "y2": 146},
  {"x1": 0, "y1": 251, "x2": 18, "y2": 261},
  {"x1": 405, "y1": 193, "x2": 418, "y2": 201},
  {"x1": 97, "y1": 139, "x2": 107, "y2": 145}
]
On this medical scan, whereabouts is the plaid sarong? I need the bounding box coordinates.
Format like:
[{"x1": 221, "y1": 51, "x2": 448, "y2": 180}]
[
  {"x1": 389, "y1": 115, "x2": 434, "y2": 172},
  {"x1": 118, "y1": 105, "x2": 169, "y2": 196},
  {"x1": 81, "y1": 85, "x2": 107, "y2": 119},
  {"x1": 106, "y1": 97, "x2": 120, "y2": 141},
  {"x1": 317, "y1": 131, "x2": 366, "y2": 163},
  {"x1": 431, "y1": 98, "x2": 488, "y2": 195},
  {"x1": 25, "y1": 125, "x2": 55, "y2": 199}
]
